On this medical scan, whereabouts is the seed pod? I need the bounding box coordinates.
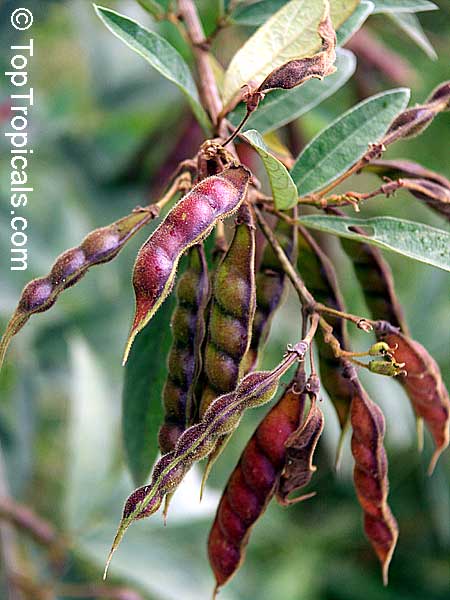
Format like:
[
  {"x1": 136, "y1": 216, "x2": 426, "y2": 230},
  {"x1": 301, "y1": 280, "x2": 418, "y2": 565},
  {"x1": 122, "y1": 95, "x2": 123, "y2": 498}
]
[
  {"x1": 382, "y1": 81, "x2": 450, "y2": 146},
  {"x1": 376, "y1": 325, "x2": 450, "y2": 474},
  {"x1": 158, "y1": 245, "x2": 209, "y2": 454},
  {"x1": 125, "y1": 165, "x2": 250, "y2": 364},
  {"x1": 338, "y1": 233, "x2": 408, "y2": 333},
  {"x1": 199, "y1": 203, "x2": 256, "y2": 416},
  {"x1": 0, "y1": 207, "x2": 159, "y2": 371},
  {"x1": 258, "y1": 2, "x2": 336, "y2": 93},
  {"x1": 276, "y1": 375, "x2": 324, "y2": 506},
  {"x1": 345, "y1": 363, "x2": 399, "y2": 585},
  {"x1": 244, "y1": 218, "x2": 296, "y2": 372},
  {"x1": 208, "y1": 366, "x2": 307, "y2": 592},
  {"x1": 365, "y1": 160, "x2": 450, "y2": 221},
  {"x1": 104, "y1": 341, "x2": 310, "y2": 577},
  {"x1": 296, "y1": 226, "x2": 354, "y2": 428}
]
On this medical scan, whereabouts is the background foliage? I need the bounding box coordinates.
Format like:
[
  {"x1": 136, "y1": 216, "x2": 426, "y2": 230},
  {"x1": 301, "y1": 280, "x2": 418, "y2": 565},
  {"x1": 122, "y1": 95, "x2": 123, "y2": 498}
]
[{"x1": 0, "y1": 1, "x2": 449, "y2": 599}]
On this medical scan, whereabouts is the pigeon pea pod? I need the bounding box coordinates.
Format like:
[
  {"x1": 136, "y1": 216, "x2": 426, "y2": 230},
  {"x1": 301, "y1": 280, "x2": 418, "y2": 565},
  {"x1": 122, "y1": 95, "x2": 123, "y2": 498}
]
[
  {"x1": 199, "y1": 203, "x2": 256, "y2": 416},
  {"x1": 0, "y1": 206, "x2": 159, "y2": 370},
  {"x1": 125, "y1": 165, "x2": 250, "y2": 364},
  {"x1": 104, "y1": 341, "x2": 310, "y2": 578},
  {"x1": 158, "y1": 244, "x2": 209, "y2": 453},
  {"x1": 346, "y1": 363, "x2": 399, "y2": 585}
]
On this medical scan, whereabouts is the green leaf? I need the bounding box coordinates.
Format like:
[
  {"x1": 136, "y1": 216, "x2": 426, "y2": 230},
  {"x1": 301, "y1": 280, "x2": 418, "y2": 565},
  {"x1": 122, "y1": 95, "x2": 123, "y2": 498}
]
[
  {"x1": 291, "y1": 88, "x2": 410, "y2": 196},
  {"x1": 122, "y1": 292, "x2": 176, "y2": 486},
  {"x1": 223, "y1": 0, "x2": 327, "y2": 105},
  {"x1": 94, "y1": 5, "x2": 211, "y2": 132},
  {"x1": 242, "y1": 130, "x2": 298, "y2": 210},
  {"x1": 297, "y1": 215, "x2": 450, "y2": 272},
  {"x1": 231, "y1": 0, "x2": 359, "y2": 28},
  {"x1": 388, "y1": 12, "x2": 437, "y2": 59},
  {"x1": 229, "y1": 48, "x2": 356, "y2": 134},
  {"x1": 372, "y1": 0, "x2": 438, "y2": 13},
  {"x1": 137, "y1": 0, "x2": 165, "y2": 18},
  {"x1": 336, "y1": 1, "x2": 374, "y2": 46}
]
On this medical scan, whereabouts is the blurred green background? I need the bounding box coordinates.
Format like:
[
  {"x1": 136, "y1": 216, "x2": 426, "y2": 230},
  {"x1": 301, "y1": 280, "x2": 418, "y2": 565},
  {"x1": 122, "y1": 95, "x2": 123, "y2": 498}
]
[{"x1": 0, "y1": 1, "x2": 449, "y2": 599}]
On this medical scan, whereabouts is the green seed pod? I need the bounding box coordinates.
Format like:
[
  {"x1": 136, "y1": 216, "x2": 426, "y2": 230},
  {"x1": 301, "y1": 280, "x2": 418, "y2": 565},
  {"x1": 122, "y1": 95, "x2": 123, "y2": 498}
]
[
  {"x1": 199, "y1": 203, "x2": 256, "y2": 417},
  {"x1": 368, "y1": 358, "x2": 406, "y2": 377},
  {"x1": 243, "y1": 218, "x2": 296, "y2": 373},
  {"x1": 296, "y1": 226, "x2": 353, "y2": 429},
  {"x1": 158, "y1": 245, "x2": 209, "y2": 454},
  {"x1": 0, "y1": 207, "x2": 159, "y2": 371}
]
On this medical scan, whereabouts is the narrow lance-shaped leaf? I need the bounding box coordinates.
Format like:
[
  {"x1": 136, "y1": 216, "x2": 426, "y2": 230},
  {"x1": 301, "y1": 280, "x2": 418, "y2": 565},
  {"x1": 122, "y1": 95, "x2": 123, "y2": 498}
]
[
  {"x1": 230, "y1": 0, "x2": 359, "y2": 28},
  {"x1": 297, "y1": 215, "x2": 450, "y2": 272},
  {"x1": 242, "y1": 130, "x2": 298, "y2": 210},
  {"x1": 372, "y1": 0, "x2": 438, "y2": 13},
  {"x1": 291, "y1": 88, "x2": 410, "y2": 196},
  {"x1": 229, "y1": 49, "x2": 356, "y2": 134},
  {"x1": 94, "y1": 5, "x2": 211, "y2": 132},
  {"x1": 336, "y1": 1, "x2": 374, "y2": 46},
  {"x1": 388, "y1": 11, "x2": 437, "y2": 59}
]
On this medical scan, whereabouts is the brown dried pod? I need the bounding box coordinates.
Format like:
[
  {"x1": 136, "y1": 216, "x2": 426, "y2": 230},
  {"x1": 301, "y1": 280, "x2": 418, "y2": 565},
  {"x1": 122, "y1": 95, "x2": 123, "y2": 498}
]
[
  {"x1": 345, "y1": 363, "x2": 399, "y2": 585},
  {"x1": 208, "y1": 366, "x2": 307, "y2": 593},
  {"x1": 365, "y1": 160, "x2": 450, "y2": 220},
  {"x1": 382, "y1": 80, "x2": 450, "y2": 146},
  {"x1": 376, "y1": 325, "x2": 450, "y2": 474},
  {"x1": 276, "y1": 375, "x2": 324, "y2": 505}
]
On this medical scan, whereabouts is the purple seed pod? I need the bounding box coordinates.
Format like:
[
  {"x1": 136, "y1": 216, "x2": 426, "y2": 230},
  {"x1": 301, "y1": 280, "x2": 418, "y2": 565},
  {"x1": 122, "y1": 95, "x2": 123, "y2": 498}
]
[
  {"x1": 0, "y1": 207, "x2": 159, "y2": 370},
  {"x1": 125, "y1": 165, "x2": 250, "y2": 364},
  {"x1": 158, "y1": 244, "x2": 210, "y2": 453}
]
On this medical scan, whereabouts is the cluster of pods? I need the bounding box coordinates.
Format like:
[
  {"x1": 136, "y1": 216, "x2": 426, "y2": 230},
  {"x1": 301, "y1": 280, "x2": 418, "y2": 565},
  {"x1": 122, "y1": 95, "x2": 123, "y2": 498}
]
[{"x1": 1, "y1": 5, "x2": 449, "y2": 593}]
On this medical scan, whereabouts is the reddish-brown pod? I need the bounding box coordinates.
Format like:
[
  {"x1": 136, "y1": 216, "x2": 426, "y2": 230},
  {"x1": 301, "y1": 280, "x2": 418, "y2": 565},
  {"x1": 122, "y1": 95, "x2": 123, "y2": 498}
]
[
  {"x1": 378, "y1": 327, "x2": 450, "y2": 473},
  {"x1": 208, "y1": 368, "x2": 306, "y2": 593},
  {"x1": 124, "y1": 165, "x2": 250, "y2": 363},
  {"x1": 346, "y1": 364, "x2": 398, "y2": 585}
]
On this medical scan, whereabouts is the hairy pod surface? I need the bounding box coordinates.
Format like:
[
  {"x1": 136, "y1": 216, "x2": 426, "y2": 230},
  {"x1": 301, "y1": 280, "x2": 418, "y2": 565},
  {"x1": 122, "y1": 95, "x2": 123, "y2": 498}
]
[
  {"x1": 296, "y1": 226, "x2": 353, "y2": 428},
  {"x1": 208, "y1": 367, "x2": 307, "y2": 590},
  {"x1": 346, "y1": 364, "x2": 398, "y2": 585},
  {"x1": 377, "y1": 328, "x2": 450, "y2": 473},
  {"x1": 367, "y1": 160, "x2": 450, "y2": 219},
  {"x1": 125, "y1": 165, "x2": 250, "y2": 364},
  {"x1": 158, "y1": 245, "x2": 209, "y2": 454},
  {"x1": 200, "y1": 203, "x2": 256, "y2": 416},
  {"x1": 244, "y1": 218, "x2": 296, "y2": 373},
  {"x1": 105, "y1": 343, "x2": 309, "y2": 575},
  {"x1": 0, "y1": 208, "x2": 158, "y2": 370}
]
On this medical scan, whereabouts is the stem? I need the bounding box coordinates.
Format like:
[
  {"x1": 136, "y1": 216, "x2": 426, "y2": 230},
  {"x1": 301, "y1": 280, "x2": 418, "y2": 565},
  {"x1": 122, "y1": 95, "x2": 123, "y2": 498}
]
[
  {"x1": 315, "y1": 303, "x2": 374, "y2": 331},
  {"x1": 254, "y1": 207, "x2": 315, "y2": 308},
  {"x1": 178, "y1": 0, "x2": 223, "y2": 128}
]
